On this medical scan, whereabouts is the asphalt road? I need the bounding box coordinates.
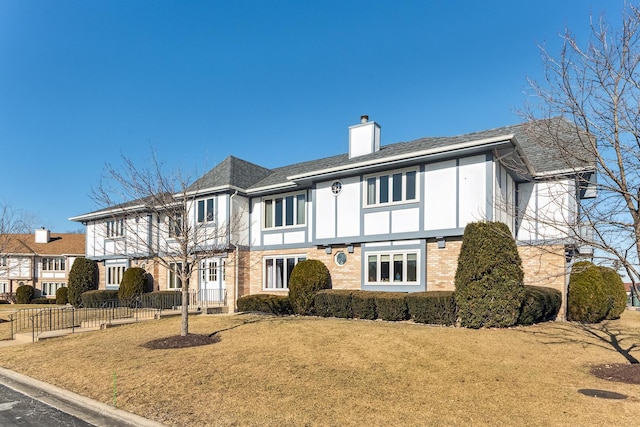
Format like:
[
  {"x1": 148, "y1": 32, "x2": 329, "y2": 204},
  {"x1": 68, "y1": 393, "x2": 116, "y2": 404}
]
[{"x1": 0, "y1": 382, "x2": 95, "y2": 426}]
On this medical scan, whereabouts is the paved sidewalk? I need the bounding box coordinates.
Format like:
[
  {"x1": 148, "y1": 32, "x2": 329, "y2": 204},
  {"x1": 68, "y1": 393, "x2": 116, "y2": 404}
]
[{"x1": 0, "y1": 367, "x2": 166, "y2": 427}]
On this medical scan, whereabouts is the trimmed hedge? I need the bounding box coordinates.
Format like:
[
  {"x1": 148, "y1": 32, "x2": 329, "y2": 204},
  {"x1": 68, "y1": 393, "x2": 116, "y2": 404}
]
[
  {"x1": 288, "y1": 259, "x2": 331, "y2": 315},
  {"x1": 56, "y1": 286, "x2": 69, "y2": 305},
  {"x1": 517, "y1": 286, "x2": 561, "y2": 325},
  {"x1": 454, "y1": 221, "x2": 525, "y2": 328},
  {"x1": 313, "y1": 290, "x2": 353, "y2": 318},
  {"x1": 16, "y1": 285, "x2": 34, "y2": 304},
  {"x1": 374, "y1": 292, "x2": 409, "y2": 321},
  {"x1": 599, "y1": 266, "x2": 627, "y2": 320},
  {"x1": 351, "y1": 291, "x2": 377, "y2": 320},
  {"x1": 237, "y1": 294, "x2": 292, "y2": 315},
  {"x1": 406, "y1": 291, "x2": 456, "y2": 326},
  {"x1": 141, "y1": 291, "x2": 182, "y2": 309},
  {"x1": 31, "y1": 297, "x2": 57, "y2": 304},
  {"x1": 81, "y1": 290, "x2": 119, "y2": 308},
  {"x1": 567, "y1": 261, "x2": 607, "y2": 322}
]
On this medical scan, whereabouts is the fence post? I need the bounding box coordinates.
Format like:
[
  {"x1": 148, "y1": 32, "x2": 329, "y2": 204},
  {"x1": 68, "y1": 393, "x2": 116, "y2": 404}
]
[
  {"x1": 72, "y1": 307, "x2": 75, "y2": 334},
  {"x1": 9, "y1": 313, "x2": 14, "y2": 340}
]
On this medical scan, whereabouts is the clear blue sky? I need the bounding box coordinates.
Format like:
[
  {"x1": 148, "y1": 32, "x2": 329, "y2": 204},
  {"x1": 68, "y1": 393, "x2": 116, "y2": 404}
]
[{"x1": 0, "y1": 0, "x2": 626, "y2": 232}]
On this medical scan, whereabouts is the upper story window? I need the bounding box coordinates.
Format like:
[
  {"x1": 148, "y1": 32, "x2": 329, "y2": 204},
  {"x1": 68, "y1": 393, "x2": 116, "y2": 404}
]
[
  {"x1": 365, "y1": 169, "x2": 418, "y2": 206},
  {"x1": 106, "y1": 219, "x2": 124, "y2": 238},
  {"x1": 0, "y1": 256, "x2": 6, "y2": 267},
  {"x1": 169, "y1": 213, "x2": 183, "y2": 238},
  {"x1": 42, "y1": 257, "x2": 65, "y2": 271},
  {"x1": 263, "y1": 193, "x2": 306, "y2": 229},
  {"x1": 197, "y1": 198, "x2": 215, "y2": 223}
]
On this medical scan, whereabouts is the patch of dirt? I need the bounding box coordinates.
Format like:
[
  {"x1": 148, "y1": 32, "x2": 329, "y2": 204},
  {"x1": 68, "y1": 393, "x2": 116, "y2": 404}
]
[
  {"x1": 591, "y1": 363, "x2": 640, "y2": 384},
  {"x1": 142, "y1": 333, "x2": 220, "y2": 349}
]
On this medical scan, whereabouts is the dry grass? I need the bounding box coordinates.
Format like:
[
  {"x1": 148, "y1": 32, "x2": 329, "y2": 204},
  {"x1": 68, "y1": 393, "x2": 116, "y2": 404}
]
[{"x1": 2, "y1": 310, "x2": 640, "y2": 426}]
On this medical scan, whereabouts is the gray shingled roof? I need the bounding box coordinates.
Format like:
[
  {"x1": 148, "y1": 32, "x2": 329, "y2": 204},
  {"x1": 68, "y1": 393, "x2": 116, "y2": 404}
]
[
  {"x1": 246, "y1": 117, "x2": 594, "y2": 191},
  {"x1": 188, "y1": 156, "x2": 273, "y2": 192}
]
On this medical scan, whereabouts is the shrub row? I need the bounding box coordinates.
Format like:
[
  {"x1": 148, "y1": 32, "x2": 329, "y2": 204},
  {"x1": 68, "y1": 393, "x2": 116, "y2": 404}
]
[
  {"x1": 237, "y1": 294, "x2": 293, "y2": 315},
  {"x1": 81, "y1": 290, "x2": 119, "y2": 308},
  {"x1": 314, "y1": 290, "x2": 457, "y2": 325},
  {"x1": 517, "y1": 286, "x2": 562, "y2": 326}
]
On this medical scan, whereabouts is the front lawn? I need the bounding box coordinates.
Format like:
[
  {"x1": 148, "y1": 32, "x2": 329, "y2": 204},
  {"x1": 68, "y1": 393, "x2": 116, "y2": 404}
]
[{"x1": 1, "y1": 311, "x2": 639, "y2": 426}]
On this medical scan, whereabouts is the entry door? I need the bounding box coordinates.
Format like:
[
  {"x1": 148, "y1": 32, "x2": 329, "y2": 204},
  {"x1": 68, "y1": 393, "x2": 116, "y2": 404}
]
[{"x1": 200, "y1": 259, "x2": 225, "y2": 302}]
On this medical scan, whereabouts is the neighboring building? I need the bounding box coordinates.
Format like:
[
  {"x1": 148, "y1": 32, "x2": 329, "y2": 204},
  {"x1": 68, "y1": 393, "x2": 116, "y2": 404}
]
[
  {"x1": 70, "y1": 116, "x2": 595, "y2": 318},
  {"x1": 0, "y1": 228, "x2": 85, "y2": 299}
]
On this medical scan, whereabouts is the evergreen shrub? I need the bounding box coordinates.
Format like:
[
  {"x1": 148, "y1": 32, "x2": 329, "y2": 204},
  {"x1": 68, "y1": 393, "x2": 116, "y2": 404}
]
[
  {"x1": 288, "y1": 259, "x2": 331, "y2": 315},
  {"x1": 15, "y1": 285, "x2": 34, "y2": 304},
  {"x1": 118, "y1": 267, "x2": 150, "y2": 301},
  {"x1": 374, "y1": 292, "x2": 408, "y2": 321},
  {"x1": 56, "y1": 286, "x2": 69, "y2": 305},
  {"x1": 67, "y1": 258, "x2": 98, "y2": 307},
  {"x1": 350, "y1": 291, "x2": 377, "y2": 320},
  {"x1": 599, "y1": 266, "x2": 627, "y2": 320},
  {"x1": 141, "y1": 291, "x2": 181, "y2": 309},
  {"x1": 567, "y1": 261, "x2": 608, "y2": 322},
  {"x1": 517, "y1": 286, "x2": 561, "y2": 325},
  {"x1": 81, "y1": 290, "x2": 119, "y2": 308},
  {"x1": 454, "y1": 221, "x2": 525, "y2": 328},
  {"x1": 313, "y1": 290, "x2": 353, "y2": 318},
  {"x1": 31, "y1": 297, "x2": 56, "y2": 304},
  {"x1": 406, "y1": 291, "x2": 456, "y2": 326},
  {"x1": 237, "y1": 294, "x2": 292, "y2": 315}
]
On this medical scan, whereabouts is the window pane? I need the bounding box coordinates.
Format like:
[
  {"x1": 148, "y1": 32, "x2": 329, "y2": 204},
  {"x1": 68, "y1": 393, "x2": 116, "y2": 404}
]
[
  {"x1": 297, "y1": 194, "x2": 305, "y2": 224},
  {"x1": 286, "y1": 258, "x2": 296, "y2": 286},
  {"x1": 380, "y1": 255, "x2": 390, "y2": 282},
  {"x1": 207, "y1": 199, "x2": 214, "y2": 221},
  {"x1": 392, "y1": 173, "x2": 402, "y2": 202},
  {"x1": 407, "y1": 254, "x2": 417, "y2": 281},
  {"x1": 367, "y1": 178, "x2": 376, "y2": 205},
  {"x1": 379, "y1": 175, "x2": 389, "y2": 203},
  {"x1": 264, "y1": 199, "x2": 273, "y2": 228},
  {"x1": 197, "y1": 200, "x2": 205, "y2": 222},
  {"x1": 275, "y1": 258, "x2": 284, "y2": 288},
  {"x1": 275, "y1": 198, "x2": 283, "y2": 227},
  {"x1": 393, "y1": 254, "x2": 403, "y2": 281},
  {"x1": 285, "y1": 196, "x2": 294, "y2": 226},
  {"x1": 368, "y1": 255, "x2": 377, "y2": 282},
  {"x1": 406, "y1": 171, "x2": 416, "y2": 200},
  {"x1": 265, "y1": 259, "x2": 274, "y2": 288}
]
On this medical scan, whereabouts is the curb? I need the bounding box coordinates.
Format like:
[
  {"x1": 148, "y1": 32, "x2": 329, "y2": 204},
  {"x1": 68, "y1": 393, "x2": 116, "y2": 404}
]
[{"x1": 0, "y1": 367, "x2": 166, "y2": 427}]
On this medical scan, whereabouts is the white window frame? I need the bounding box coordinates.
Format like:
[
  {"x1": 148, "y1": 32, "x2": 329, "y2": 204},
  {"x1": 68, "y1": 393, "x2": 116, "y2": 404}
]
[
  {"x1": 263, "y1": 192, "x2": 306, "y2": 230},
  {"x1": 42, "y1": 282, "x2": 65, "y2": 297},
  {"x1": 365, "y1": 251, "x2": 419, "y2": 285},
  {"x1": 168, "y1": 262, "x2": 183, "y2": 289},
  {"x1": 42, "y1": 257, "x2": 66, "y2": 271},
  {"x1": 106, "y1": 265, "x2": 126, "y2": 288},
  {"x1": 106, "y1": 219, "x2": 124, "y2": 238},
  {"x1": 0, "y1": 282, "x2": 8, "y2": 293},
  {"x1": 263, "y1": 255, "x2": 306, "y2": 290},
  {"x1": 197, "y1": 198, "x2": 215, "y2": 223},
  {"x1": 169, "y1": 212, "x2": 183, "y2": 238},
  {"x1": 0, "y1": 256, "x2": 6, "y2": 267},
  {"x1": 364, "y1": 168, "x2": 419, "y2": 207}
]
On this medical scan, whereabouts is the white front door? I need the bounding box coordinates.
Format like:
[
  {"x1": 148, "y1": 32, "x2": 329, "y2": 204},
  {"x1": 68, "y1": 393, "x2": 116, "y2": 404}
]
[{"x1": 200, "y1": 259, "x2": 225, "y2": 303}]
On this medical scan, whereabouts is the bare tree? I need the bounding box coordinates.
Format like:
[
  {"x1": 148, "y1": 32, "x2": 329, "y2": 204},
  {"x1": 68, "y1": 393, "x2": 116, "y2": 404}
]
[
  {"x1": 91, "y1": 154, "x2": 244, "y2": 336},
  {"x1": 522, "y1": 4, "x2": 640, "y2": 292}
]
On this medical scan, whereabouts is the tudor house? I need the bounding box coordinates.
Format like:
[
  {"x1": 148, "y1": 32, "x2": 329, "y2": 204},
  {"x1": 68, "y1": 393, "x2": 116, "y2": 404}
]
[
  {"x1": 0, "y1": 228, "x2": 85, "y2": 299},
  {"x1": 70, "y1": 116, "x2": 595, "y2": 318}
]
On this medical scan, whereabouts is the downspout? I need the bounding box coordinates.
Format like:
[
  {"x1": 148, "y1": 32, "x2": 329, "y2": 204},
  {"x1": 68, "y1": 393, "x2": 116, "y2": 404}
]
[{"x1": 230, "y1": 191, "x2": 239, "y2": 312}]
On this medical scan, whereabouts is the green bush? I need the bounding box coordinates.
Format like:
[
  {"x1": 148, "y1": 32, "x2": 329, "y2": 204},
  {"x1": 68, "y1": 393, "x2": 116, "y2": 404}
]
[
  {"x1": 351, "y1": 291, "x2": 377, "y2": 320},
  {"x1": 81, "y1": 290, "x2": 119, "y2": 308},
  {"x1": 31, "y1": 297, "x2": 56, "y2": 304},
  {"x1": 599, "y1": 266, "x2": 627, "y2": 320},
  {"x1": 16, "y1": 285, "x2": 34, "y2": 304},
  {"x1": 118, "y1": 267, "x2": 150, "y2": 301},
  {"x1": 0, "y1": 300, "x2": 10, "y2": 305},
  {"x1": 406, "y1": 291, "x2": 456, "y2": 326},
  {"x1": 517, "y1": 286, "x2": 561, "y2": 325},
  {"x1": 313, "y1": 290, "x2": 353, "y2": 318},
  {"x1": 67, "y1": 258, "x2": 98, "y2": 307},
  {"x1": 374, "y1": 292, "x2": 409, "y2": 321},
  {"x1": 454, "y1": 221, "x2": 525, "y2": 328},
  {"x1": 567, "y1": 261, "x2": 608, "y2": 323},
  {"x1": 288, "y1": 259, "x2": 331, "y2": 315},
  {"x1": 237, "y1": 294, "x2": 292, "y2": 315},
  {"x1": 140, "y1": 291, "x2": 181, "y2": 309},
  {"x1": 55, "y1": 287, "x2": 69, "y2": 305}
]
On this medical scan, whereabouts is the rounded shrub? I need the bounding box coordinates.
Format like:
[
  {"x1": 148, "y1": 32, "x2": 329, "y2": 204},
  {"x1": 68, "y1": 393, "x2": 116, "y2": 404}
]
[
  {"x1": 454, "y1": 221, "x2": 525, "y2": 328},
  {"x1": 118, "y1": 267, "x2": 150, "y2": 301},
  {"x1": 15, "y1": 285, "x2": 34, "y2": 304},
  {"x1": 599, "y1": 266, "x2": 627, "y2": 320},
  {"x1": 55, "y1": 286, "x2": 69, "y2": 305},
  {"x1": 567, "y1": 261, "x2": 607, "y2": 323},
  {"x1": 517, "y1": 286, "x2": 561, "y2": 325},
  {"x1": 67, "y1": 257, "x2": 98, "y2": 307},
  {"x1": 288, "y1": 259, "x2": 331, "y2": 315}
]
